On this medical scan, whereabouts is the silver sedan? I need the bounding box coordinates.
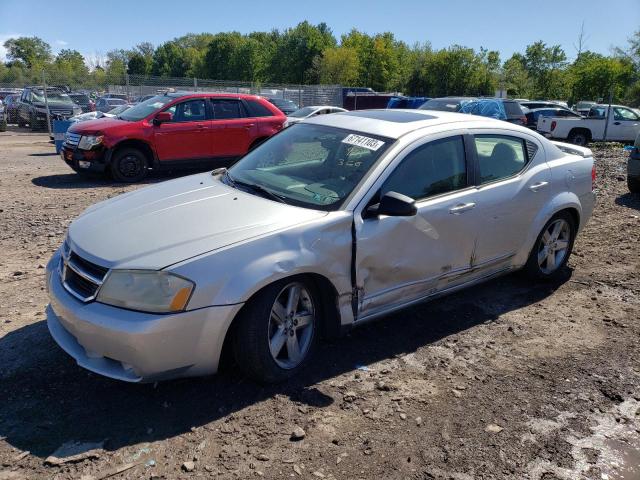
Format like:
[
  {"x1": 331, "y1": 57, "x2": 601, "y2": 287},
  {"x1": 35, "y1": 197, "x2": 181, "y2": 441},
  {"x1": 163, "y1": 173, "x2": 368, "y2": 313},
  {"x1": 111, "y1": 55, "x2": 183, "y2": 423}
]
[{"x1": 46, "y1": 109, "x2": 596, "y2": 383}]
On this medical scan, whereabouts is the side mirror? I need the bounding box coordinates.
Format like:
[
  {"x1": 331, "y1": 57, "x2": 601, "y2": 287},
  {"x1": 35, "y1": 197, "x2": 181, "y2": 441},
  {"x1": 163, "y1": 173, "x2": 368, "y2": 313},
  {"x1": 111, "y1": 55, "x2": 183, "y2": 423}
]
[
  {"x1": 154, "y1": 111, "x2": 173, "y2": 124},
  {"x1": 366, "y1": 191, "x2": 417, "y2": 217}
]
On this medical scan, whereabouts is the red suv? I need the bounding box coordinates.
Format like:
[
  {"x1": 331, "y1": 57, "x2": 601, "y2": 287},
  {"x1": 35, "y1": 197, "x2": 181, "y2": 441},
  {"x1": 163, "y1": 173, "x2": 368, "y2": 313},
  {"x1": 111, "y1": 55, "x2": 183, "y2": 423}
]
[{"x1": 61, "y1": 92, "x2": 286, "y2": 182}]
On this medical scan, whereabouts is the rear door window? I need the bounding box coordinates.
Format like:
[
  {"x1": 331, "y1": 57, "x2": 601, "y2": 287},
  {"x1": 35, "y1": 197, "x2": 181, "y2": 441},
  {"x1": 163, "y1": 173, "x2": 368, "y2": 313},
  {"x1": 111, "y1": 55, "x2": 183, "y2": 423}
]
[
  {"x1": 245, "y1": 100, "x2": 274, "y2": 118},
  {"x1": 211, "y1": 99, "x2": 246, "y2": 120},
  {"x1": 474, "y1": 135, "x2": 528, "y2": 184}
]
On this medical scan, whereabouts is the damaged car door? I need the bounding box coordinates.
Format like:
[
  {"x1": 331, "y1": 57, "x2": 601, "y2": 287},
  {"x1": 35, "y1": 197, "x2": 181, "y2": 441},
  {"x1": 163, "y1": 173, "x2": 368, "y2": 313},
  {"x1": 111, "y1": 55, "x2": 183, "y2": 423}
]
[{"x1": 354, "y1": 133, "x2": 480, "y2": 319}]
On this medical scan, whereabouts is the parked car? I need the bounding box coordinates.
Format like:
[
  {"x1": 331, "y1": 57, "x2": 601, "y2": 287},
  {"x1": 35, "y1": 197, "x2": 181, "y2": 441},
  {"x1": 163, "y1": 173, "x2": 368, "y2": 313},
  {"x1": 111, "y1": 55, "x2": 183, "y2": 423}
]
[
  {"x1": 17, "y1": 86, "x2": 82, "y2": 131},
  {"x1": 133, "y1": 94, "x2": 156, "y2": 104},
  {"x1": 46, "y1": 109, "x2": 596, "y2": 383},
  {"x1": 0, "y1": 89, "x2": 21, "y2": 101},
  {"x1": 525, "y1": 107, "x2": 582, "y2": 129},
  {"x1": 0, "y1": 100, "x2": 6, "y2": 132},
  {"x1": 68, "y1": 93, "x2": 95, "y2": 113},
  {"x1": 459, "y1": 98, "x2": 528, "y2": 126},
  {"x1": 386, "y1": 96, "x2": 430, "y2": 109},
  {"x1": 419, "y1": 97, "x2": 476, "y2": 112},
  {"x1": 101, "y1": 93, "x2": 129, "y2": 101},
  {"x1": 3, "y1": 94, "x2": 20, "y2": 123},
  {"x1": 61, "y1": 92, "x2": 286, "y2": 181},
  {"x1": 95, "y1": 97, "x2": 128, "y2": 113},
  {"x1": 520, "y1": 100, "x2": 570, "y2": 111},
  {"x1": 267, "y1": 97, "x2": 299, "y2": 115},
  {"x1": 69, "y1": 104, "x2": 131, "y2": 124},
  {"x1": 628, "y1": 131, "x2": 640, "y2": 193},
  {"x1": 537, "y1": 104, "x2": 640, "y2": 145},
  {"x1": 285, "y1": 105, "x2": 347, "y2": 126},
  {"x1": 573, "y1": 101, "x2": 597, "y2": 116}
]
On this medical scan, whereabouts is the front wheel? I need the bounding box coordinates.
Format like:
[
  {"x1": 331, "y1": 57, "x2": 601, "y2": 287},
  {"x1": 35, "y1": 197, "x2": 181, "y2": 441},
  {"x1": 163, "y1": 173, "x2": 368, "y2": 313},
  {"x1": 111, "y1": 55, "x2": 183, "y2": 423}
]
[
  {"x1": 628, "y1": 176, "x2": 640, "y2": 194},
  {"x1": 232, "y1": 278, "x2": 320, "y2": 383},
  {"x1": 524, "y1": 212, "x2": 576, "y2": 280},
  {"x1": 110, "y1": 147, "x2": 148, "y2": 183}
]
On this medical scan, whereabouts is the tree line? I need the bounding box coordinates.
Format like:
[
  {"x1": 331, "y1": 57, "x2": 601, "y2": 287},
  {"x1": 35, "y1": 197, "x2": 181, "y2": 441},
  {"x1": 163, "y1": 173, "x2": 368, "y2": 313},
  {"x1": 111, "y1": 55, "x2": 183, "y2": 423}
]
[{"x1": 1, "y1": 22, "x2": 638, "y2": 105}]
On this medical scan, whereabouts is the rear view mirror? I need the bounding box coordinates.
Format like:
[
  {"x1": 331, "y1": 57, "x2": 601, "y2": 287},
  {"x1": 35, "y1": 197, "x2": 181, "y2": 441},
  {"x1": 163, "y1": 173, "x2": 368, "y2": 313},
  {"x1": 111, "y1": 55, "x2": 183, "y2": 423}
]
[
  {"x1": 366, "y1": 191, "x2": 417, "y2": 217},
  {"x1": 154, "y1": 111, "x2": 173, "y2": 124}
]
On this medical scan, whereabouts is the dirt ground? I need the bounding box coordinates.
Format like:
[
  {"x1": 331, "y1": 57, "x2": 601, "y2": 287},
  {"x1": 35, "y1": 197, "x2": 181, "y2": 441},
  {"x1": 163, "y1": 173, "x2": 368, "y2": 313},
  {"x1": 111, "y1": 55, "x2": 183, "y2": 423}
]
[{"x1": 0, "y1": 126, "x2": 638, "y2": 480}]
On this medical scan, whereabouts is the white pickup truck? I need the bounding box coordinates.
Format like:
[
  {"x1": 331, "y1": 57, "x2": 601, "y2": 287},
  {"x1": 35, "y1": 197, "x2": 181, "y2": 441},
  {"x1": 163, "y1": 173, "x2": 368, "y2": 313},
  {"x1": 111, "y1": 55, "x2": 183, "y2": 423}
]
[{"x1": 537, "y1": 104, "x2": 640, "y2": 146}]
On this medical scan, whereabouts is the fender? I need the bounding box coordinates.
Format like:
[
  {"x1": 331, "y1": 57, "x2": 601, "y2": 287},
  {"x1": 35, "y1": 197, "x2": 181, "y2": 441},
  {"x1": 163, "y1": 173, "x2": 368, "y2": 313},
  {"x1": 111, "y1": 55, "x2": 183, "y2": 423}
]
[
  {"x1": 104, "y1": 135, "x2": 159, "y2": 168},
  {"x1": 169, "y1": 212, "x2": 355, "y2": 325},
  {"x1": 514, "y1": 191, "x2": 582, "y2": 267}
]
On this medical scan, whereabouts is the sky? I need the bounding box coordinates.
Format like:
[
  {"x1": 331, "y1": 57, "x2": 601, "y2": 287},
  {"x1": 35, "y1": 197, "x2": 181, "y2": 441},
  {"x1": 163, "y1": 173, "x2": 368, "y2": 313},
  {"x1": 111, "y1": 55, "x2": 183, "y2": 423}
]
[{"x1": 0, "y1": 0, "x2": 638, "y2": 65}]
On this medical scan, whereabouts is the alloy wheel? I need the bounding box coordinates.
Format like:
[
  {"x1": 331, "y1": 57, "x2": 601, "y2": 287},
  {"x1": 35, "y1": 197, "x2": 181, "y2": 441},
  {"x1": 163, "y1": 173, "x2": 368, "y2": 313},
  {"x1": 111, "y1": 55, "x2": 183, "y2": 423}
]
[
  {"x1": 267, "y1": 282, "x2": 315, "y2": 369},
  {"x1": 537, "y1": 218, "x2": 571, "y2": 274}
]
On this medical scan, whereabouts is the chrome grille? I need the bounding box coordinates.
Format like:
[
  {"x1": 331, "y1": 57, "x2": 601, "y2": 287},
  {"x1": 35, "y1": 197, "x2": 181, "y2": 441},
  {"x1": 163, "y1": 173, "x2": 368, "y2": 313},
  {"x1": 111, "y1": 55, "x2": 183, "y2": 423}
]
[
  {"x1": 51, "y1": 109, "x2": 72, "y2": 116},
  {"x1": 60, "y1": 242, "x2": 109, "y2": 302},
  {"x1": 65, "y1": 132, "x2": 81, "y2": 147}
]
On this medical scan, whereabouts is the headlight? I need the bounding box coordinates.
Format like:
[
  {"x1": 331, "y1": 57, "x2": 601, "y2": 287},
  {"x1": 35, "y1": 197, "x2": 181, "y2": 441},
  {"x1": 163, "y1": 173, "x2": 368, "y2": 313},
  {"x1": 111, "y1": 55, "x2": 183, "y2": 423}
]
[
  {"x1": 78, "y1": 135, "x2": 104, "y2": 150},
  {"x1": 73, "y1": 107, "x2": 82, "y2": 115},
  {"x1": 96, "y1": 270, "x2": 194, "y2": 313}
]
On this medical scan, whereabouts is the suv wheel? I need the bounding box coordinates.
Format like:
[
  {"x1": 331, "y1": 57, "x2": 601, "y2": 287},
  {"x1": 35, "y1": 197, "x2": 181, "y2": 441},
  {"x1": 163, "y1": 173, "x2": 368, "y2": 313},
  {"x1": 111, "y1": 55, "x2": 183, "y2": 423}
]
[
  {"x1": 110, "y1": 147, "x2": 148, "y2": 183},
  {"x1": 524, "y1": 212, "x2": 576, "y2": 280},
  {"x1": 232, "y1": 278, "x2": 320, "y2": 383},
  {"x1": 629, "y1": 175, "x2": 640, "y2": 194},
  {"x1": 30, "y1": 113, "x2": 39, "y2": 131}
]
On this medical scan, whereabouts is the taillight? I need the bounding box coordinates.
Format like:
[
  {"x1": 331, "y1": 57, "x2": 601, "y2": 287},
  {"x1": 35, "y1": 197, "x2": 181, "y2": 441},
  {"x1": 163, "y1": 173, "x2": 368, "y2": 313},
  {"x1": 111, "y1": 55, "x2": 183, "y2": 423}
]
[
  {"x1": 591, "y1": 164, "x2": 596, "y2": 191},
  {"x1": 551, "y1": 120, "x2": 557, "y2": 131}
]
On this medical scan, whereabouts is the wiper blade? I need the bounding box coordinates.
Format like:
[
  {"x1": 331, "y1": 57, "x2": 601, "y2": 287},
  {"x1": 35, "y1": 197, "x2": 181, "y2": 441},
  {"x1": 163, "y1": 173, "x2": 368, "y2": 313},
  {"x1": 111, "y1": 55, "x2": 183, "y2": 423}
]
[{"x1": 217, "y1": 169, "x2": 288, "y2": 204}]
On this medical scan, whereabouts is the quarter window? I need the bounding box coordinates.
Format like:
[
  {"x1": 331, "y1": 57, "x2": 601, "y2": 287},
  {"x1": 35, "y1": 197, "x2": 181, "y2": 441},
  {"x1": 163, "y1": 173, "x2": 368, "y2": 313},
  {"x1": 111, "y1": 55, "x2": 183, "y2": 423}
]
[
  {"x1": 245, "y1": 100, "x2": 274, "y2": 117},
  {"x1": 382, "y1": 136, "x2": 467, "y2": 200},
  {"x1": 475, "y1": 135, "x2": 528, "y2": 184}
]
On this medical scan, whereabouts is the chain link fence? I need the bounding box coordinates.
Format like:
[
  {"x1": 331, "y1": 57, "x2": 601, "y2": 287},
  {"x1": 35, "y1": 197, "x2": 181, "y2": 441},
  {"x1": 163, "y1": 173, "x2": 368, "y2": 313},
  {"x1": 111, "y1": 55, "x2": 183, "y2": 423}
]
[{"x1": 0, "y1": 70, "x2": 343, "y2": 107}]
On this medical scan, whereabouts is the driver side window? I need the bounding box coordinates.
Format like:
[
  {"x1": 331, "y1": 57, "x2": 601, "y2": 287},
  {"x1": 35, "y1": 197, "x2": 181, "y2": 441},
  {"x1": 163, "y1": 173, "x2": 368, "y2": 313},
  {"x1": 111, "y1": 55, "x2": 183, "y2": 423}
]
[
  {"x1": 164, "y1": 99, "x2": 206, "y2": 123},
  {"x1": 613, "y1": 107, "x2": 639, "y2": 121},
  {"x1": 381, "y1": 136, "x2": 467, "y2": 201}
]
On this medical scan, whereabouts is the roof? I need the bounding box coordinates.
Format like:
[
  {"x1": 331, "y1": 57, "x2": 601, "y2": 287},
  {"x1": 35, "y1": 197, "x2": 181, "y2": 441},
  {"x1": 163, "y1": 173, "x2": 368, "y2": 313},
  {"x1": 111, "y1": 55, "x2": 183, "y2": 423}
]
[
  {"x1": 303, "y1": 108, "x2": 506, "y2": 139},
  {"x1": 166, "y1": 91, "x2": 263, "y2": 100}
]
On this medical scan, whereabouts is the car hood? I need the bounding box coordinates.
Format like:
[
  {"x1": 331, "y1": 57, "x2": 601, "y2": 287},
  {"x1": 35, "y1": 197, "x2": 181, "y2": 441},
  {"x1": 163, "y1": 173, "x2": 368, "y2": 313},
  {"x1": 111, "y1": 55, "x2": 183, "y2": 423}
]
[
  {"x1": 67, "y1": 172, "x2": 327, "y2": 269},
  {"x1": 68, "y1": 117, "x2": 129, "y2": 134}
]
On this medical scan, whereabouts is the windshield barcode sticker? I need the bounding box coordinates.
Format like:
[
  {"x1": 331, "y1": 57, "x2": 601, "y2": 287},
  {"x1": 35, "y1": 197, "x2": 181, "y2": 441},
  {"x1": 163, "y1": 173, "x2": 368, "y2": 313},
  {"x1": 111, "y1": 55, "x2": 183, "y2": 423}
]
[{"x1": 342, "y1": 134, "x2": 385, "y2": 151}]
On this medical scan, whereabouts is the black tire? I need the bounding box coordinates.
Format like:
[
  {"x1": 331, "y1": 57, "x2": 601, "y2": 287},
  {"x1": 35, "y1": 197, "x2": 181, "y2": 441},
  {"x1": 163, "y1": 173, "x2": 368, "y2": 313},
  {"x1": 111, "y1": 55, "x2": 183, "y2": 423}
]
[
  {"x1": 568, "y1": 129, "x2": 589, "y2": 146},
  {"x1": 110, "y1": 147, "x2": 148, "y2": 183},
  {"x1": 17, "y1": 115, "x2": 25, "y2": 128},
  {"x1": 30, "y1": 113, "x2": 39, "y2": 131},
  {"x1": 0, "y1": 120, "x2": 6, "y2": 132},
  {"x1": 232, "y1": 277, "x2": 321, "y2": 383},
  {"x1": 524, "y1": 211, "x2": 577, "y2": 281},
  {"x1": 628, "y1": 176, "x2": 640, "y2": 194}
]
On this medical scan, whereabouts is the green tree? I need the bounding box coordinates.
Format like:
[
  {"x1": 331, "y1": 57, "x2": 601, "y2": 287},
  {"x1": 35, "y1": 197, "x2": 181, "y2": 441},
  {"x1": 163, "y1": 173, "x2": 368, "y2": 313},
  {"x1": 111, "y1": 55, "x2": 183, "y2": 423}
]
[
  {"x1": 3, "y1": 36, "x2": 52, "y2": 68},
  {"x1": 315, "y1": 46, "x2": 360, "y2": 85}
]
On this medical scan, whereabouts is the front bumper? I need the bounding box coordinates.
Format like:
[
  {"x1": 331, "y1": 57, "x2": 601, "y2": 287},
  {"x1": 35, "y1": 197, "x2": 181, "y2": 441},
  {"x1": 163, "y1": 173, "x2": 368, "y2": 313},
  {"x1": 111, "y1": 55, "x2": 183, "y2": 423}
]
[
  {"x1": 46, "y1": 252, "x2": 243, "y2": 382},
  {"x1": 60, "y1": 144, "x2": 108, "y2": 173}
]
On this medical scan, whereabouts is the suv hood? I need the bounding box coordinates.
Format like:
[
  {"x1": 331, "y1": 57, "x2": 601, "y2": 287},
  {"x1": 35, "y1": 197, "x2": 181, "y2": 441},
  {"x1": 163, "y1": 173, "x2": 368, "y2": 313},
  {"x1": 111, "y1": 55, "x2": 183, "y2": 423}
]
[
  {"x1": 67, "y1": 172, "x2": 326, "y2": 269},
  {"x1": 69, "y1": 117, "x2": 129, "y2": 134}
]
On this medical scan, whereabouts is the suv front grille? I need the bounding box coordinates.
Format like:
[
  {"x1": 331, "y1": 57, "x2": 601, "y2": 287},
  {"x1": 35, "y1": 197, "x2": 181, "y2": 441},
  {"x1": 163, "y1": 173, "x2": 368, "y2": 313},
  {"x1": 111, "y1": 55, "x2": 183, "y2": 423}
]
[{"x1": 60, "y1": 243, "x2": 109, "y2": 302}]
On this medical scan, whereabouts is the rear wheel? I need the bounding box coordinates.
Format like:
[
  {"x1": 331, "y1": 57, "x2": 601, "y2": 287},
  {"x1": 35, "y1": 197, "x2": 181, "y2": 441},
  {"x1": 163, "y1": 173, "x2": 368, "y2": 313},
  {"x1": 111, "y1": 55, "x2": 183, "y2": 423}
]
[
  {"x1": 30, "y1": 113, "x2": 40, "y2": 131},
  {"x1": 629, "y1": 176, "x2": 640, "y2": 194},
  {"x1": 232, "y1": 278, "x2": 320, "y2": 383},
  {"x1": 524, "y1": 212, "x2": 576, "y2": 280},
  {"x1": 110, "y1": 147, "x2": 148, "y2": 183},
  {"x1": 568, "y1": 129, "x2": 589, "y2": 146}
]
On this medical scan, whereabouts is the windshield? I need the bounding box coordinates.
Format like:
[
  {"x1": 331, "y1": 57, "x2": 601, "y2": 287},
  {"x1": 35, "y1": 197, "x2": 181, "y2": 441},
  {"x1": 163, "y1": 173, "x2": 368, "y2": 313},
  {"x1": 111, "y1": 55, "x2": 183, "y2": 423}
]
[
  {"x1": 420, "y1": 99, "x2": 466, "y2": 112},
  {"x1": 289, "y1": 107, "x2": 318, "y2": 118},
  {"x1": 70, "y1": 94, "x2": 89, "y2": 103},
  {"x1": 107, "y1": 105, "x2": 130, "y2": 115},
  {"x1": 227, "y1": 124, "x2": 392, "y2": 211},
  {"x1": 118, "y1": 95, "x2": 174, "y2": 121},
  {"x1": 32, "y1": 90, "x2": 74, "y2": 104}
]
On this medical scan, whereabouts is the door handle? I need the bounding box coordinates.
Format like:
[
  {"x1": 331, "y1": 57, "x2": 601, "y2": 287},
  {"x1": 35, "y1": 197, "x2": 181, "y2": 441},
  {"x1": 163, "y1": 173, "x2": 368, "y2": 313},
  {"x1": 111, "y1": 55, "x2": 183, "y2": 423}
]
[
  {"x1": 196, "y1": 123, "x2": 205, "y2": 129},
  {"x1": 613, "y1": 121, "x2": 621, "y2": 125},
  {"x1": 529, "y1": 181, "x2": 549, "y2": 191},
  {"x1": 244, "y1": 123, "x2": 256, "y2": 129},
  {"x1": 449, "y1": 202, "x2": 476, "y2": 214},
  {"x1": 528, "y1": 181, "x2": 549, "y2": 192}
]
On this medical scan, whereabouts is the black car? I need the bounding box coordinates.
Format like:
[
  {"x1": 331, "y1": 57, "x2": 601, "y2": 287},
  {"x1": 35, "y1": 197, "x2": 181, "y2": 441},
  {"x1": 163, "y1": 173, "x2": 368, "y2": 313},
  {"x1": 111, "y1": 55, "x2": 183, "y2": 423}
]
[
  {"x1": 3, "y1": 94, "x2": 20, "y2": 123},
  {"x1": 17, "y1": 87, "x2": 82, "y2": 131},
  {"x1": 68, "y1": 93, "x2": 94, "y2": 113},
  {"x1": 267, "y1": 98, "x2": 299, "y2": 115},
  {"x1": 419, "y1": 97, "x2": 477, "y2": 112},
  {"x1": 525, "y1": 107, "x2": 581, "y2": 129}
]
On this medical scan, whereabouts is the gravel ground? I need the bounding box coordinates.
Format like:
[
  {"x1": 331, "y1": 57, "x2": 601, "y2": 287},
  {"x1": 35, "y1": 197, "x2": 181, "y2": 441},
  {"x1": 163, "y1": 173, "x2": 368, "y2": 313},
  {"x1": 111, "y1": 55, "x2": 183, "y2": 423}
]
[{"x1": 0, "y1": 126, "x2": 639, "y2": 480}]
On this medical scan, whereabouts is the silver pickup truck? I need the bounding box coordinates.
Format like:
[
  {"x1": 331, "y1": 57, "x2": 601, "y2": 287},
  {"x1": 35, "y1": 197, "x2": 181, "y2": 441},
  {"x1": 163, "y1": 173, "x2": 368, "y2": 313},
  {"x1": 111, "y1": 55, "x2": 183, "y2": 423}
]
[{"x1": 538, "y1": 104, "x2": 640, "y2": 146}]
